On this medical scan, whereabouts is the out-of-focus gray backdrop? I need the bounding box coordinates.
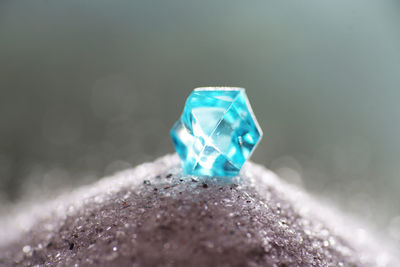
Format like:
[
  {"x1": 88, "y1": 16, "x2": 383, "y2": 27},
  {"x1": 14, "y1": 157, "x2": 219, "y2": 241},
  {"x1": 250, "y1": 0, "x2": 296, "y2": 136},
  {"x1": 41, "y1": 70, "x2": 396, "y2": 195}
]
[{"x1": 0, "y1": 0, "x2": 399, "y2": 242}]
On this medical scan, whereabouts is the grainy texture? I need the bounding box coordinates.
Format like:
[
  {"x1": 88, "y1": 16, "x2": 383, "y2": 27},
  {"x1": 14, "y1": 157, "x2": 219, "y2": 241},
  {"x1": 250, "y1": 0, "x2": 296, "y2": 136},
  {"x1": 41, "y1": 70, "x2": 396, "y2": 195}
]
[{"x1": 0, "y1": 154, "x2": 398, "y2": 267}]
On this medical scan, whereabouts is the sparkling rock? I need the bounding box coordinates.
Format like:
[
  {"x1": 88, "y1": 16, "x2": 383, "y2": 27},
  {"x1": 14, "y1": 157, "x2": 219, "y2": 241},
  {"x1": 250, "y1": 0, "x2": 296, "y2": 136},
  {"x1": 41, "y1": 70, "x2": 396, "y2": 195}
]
[
  {"x1": 0, "y1": 154, "x2": 399, "y2": 266},
  {"x1": 170, "y1": 87, "x2": 262, "y2": 176}
]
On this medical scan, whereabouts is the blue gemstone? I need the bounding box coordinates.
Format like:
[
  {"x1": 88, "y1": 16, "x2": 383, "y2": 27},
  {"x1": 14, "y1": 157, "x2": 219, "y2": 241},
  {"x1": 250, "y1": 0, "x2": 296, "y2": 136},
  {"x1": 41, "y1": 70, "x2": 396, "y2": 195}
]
[{"x1": 170, "y1": 87, "x2": 262, "y2": 177}]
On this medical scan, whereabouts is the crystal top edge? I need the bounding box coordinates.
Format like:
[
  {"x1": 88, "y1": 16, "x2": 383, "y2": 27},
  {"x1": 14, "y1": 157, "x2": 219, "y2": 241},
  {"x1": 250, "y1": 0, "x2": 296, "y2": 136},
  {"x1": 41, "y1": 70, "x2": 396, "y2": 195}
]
[{"x1": 194, "y1": 87, "x2": 245, "y2": 92}]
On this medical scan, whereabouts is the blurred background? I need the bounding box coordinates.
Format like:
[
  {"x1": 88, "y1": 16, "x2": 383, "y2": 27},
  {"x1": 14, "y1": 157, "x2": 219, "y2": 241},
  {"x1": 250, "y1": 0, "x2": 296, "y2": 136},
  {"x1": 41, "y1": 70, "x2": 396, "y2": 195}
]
[{"x1": 0, "y1": 0, "x2": 399, "y2": 245}]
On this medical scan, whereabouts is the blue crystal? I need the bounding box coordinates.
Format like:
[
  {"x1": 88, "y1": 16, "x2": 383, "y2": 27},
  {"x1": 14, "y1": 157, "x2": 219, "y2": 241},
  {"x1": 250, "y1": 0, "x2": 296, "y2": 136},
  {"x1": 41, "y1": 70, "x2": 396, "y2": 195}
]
[{"x1": 170, "y1": 87, "x2": 262, "y2": 177}]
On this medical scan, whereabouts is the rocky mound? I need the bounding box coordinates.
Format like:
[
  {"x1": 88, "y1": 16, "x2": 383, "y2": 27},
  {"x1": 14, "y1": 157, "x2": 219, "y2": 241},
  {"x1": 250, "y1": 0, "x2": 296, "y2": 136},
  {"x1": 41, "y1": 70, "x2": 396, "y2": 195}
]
[{"x1": 0, "y1": 154, "x2": 397, "y2": 266}]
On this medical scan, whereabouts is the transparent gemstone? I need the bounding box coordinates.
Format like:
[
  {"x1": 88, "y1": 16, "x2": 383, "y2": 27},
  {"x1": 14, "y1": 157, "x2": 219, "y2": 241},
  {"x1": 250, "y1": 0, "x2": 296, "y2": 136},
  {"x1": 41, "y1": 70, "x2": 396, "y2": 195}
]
[{"x1": 170, "y1": 87, "x2": 262, "y2": 176}]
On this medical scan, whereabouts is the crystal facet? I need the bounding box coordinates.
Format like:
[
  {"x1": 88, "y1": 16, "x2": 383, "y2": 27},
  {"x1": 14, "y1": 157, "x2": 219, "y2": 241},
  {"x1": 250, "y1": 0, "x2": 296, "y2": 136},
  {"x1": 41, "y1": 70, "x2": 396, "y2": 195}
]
[{"x1": 170, "y1": 87, "x2": 262, "y2": 176}]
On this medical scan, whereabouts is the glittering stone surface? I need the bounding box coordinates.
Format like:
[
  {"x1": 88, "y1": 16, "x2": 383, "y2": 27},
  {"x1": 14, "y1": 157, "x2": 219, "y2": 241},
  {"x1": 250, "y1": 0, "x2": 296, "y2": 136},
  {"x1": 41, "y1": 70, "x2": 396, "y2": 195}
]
[
  {"x1": 0, "y1": 154, "x2": 398, "y2": 267},
  {"x1": 170, "y1": 87, "x2": 262, "y2": 176}
]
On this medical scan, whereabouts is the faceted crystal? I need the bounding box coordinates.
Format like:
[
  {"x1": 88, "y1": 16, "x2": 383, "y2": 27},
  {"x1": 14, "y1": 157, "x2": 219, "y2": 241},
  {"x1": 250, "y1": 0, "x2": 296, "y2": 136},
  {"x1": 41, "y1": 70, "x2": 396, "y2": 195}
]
[{"x1": 170, "y1": 87, "x2": 262, "y2": 176}]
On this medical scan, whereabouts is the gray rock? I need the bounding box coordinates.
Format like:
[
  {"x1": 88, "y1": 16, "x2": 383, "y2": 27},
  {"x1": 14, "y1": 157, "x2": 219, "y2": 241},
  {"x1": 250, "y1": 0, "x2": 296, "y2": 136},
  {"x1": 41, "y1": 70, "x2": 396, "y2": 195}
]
[{"x1": 0, "y1": 154, "x2": 398, "y2": 266}]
